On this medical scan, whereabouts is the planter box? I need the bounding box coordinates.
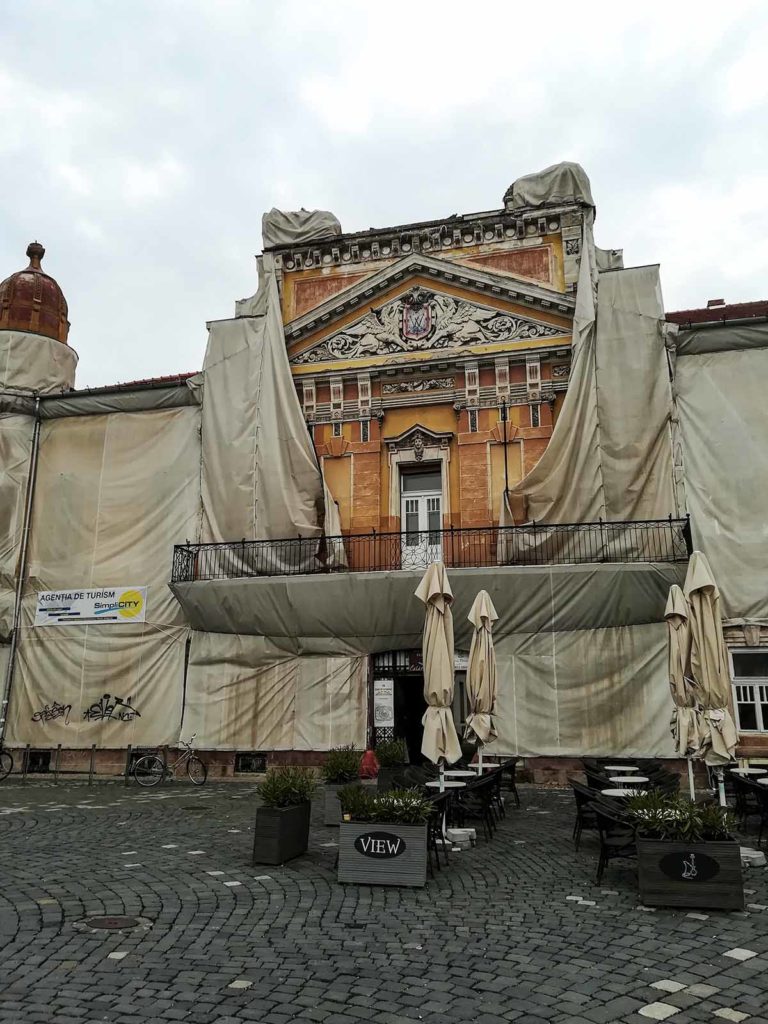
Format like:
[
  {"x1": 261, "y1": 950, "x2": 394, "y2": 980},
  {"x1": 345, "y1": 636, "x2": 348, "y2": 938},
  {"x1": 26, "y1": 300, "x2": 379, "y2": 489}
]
[
  {"x1": 252, "y1": 802, "x2": 311, "y2": 865},
  {"x1": 637, "y1": 838, "x2": 744, "y2": 910},
  {"x1": 338, "y1": 822, "x2": 427, "y2": 887},
  {"x1": 324, "y1": 780, "x2": 377, "y2": 825}
]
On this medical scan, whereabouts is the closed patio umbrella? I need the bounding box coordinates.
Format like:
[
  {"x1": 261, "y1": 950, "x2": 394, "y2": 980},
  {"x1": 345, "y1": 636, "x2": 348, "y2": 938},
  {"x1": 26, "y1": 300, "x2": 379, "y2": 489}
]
[
  {"x1": 465, "y1": 590, "x2": 499, "y2": 772},
  {"x1": 684, "y1": 551, "x2": 738, "y2": 805},
  {"x1": 415, "y1": 561, "x2": 462, "y2": 773},
  {"x1": 665, "y1": 583, "x2": 700, "y2": 799}
]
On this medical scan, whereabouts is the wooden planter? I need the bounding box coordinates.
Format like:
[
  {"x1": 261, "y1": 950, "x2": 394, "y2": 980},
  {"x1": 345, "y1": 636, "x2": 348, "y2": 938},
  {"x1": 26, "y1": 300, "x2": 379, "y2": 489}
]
[
  {"x1": 324, "y1": 780, "x2": 377, "y2": 825},
  {"x1": 338, "y1": 822, "x2": 428, "y2": 887},
  {"x1": 637, "y1": 838, "x2": 744, "y2": 910},
  {"x1": 252, "y1": 802, "x2": 311, "y2": 865}
]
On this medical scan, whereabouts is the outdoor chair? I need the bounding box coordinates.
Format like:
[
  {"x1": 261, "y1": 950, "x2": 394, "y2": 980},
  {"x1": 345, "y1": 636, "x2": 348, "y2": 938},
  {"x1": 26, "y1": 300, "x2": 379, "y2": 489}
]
[
  {"x1": 499, "y1": 757, "x2": 521, "y2": 808},
  {"x1": 742, "y1": 779, "x2": 768, "y2": 844},
  {"x1": 732, "y1": 775, "x2": 761, "y2": 828},
  {"x1": 593, "y1": 803, "x2": 637, "y2": 885},
  {"x1": 568, "y1": 778, "x2": 598, "y2": 850},
  {"x1": 454, "y1": 776, "x2": 497, "y2": 841},
  {"x1": 427, "y1": 793, "x2": 451, "y2": 875}
]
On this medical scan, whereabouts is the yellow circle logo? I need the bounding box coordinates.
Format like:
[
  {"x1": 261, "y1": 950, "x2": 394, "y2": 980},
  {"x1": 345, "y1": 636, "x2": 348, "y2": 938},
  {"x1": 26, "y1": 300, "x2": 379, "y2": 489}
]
[{"x1": 117, "y1": 589, "x2": 144, "y2": 619}]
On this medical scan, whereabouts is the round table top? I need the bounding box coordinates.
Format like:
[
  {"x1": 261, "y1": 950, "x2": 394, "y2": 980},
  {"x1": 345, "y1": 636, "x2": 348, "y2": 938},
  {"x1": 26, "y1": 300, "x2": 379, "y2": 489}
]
[
  {"x1": 443, "y1": 770, "x2": 477, "y2": 778},
  {"x1": 731, "y1": 767, "x2": 767, "y2": 775},
  {"x1": 757, "y1": 778, "x2": 768, "y2": 786},
  {"x1": 426, "y1": 780, "x2": 467, "y2": 789},
  {"x1": 610, "y1": 775, "x2": 649, "y2": 784},
  {"x1": 604, "y1": 765, "x2": 639, "y2": 772},
  {"x1": 601, "y1": 788, "x2": 638, "y2": 797}
]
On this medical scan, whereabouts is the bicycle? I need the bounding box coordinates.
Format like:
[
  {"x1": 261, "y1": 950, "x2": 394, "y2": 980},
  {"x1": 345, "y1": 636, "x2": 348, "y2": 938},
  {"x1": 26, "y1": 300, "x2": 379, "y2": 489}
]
[
  {"x1": 0, "y1": 746, "x2": 13, "y2": 782},
  {"x1": 132, "y1": 735, "x2": 207, "y2": 787}
]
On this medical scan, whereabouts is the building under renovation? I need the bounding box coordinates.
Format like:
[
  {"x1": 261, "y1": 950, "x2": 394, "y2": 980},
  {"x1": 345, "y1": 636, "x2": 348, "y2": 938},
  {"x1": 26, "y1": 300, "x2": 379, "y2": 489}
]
[{"x1": 0, "y1": 162, "x2": 766, "y2": 778}]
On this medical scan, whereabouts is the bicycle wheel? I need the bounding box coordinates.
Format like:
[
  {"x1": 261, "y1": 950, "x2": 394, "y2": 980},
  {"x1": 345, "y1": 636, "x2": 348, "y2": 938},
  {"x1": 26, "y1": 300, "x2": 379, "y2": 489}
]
[
  {"x1": 133, "y1": 754, "x2": 165, "y2": 787},
  {"x1": 0, "y1": 750, "x2": 13, "y2": 781},
  {"x1": 186, "y1": 755, "x2": 207, "y2": 786}
]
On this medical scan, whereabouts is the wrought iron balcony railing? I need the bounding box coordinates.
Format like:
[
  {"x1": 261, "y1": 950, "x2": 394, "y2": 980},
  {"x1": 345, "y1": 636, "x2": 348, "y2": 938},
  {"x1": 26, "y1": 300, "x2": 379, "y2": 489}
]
[{"x1": 171, "y1": 516, "x2": 692, "y2": 583}]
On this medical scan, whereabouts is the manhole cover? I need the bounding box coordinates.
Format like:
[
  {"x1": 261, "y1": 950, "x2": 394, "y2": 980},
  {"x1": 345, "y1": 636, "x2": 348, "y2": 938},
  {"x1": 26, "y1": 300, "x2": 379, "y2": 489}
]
[{"x1": 83, "y1": 916, "x2": 141, "y2": 930}]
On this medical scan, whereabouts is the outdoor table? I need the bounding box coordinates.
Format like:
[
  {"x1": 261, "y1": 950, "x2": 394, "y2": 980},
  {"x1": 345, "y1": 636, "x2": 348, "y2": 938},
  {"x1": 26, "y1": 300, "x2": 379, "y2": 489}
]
[
  {"x1": 757, "y1": 778, "x2": 768, "y2": 786},
  {"x1": 730, "y1": 767, "x2": 767, "y2": 775},
  {"x1": 604, "y1": 765, "x2": 639, "y2": 772},
  {"x1": 443, "y1": 770, "x2": 477, "y2": 778},
  {"x1": 600, "y1": 787, "x2": 638, "y2": 797},
  {"x1": 609, "y1": 775, "x2": 649, "y2": 784},
  {"x1": 426, "y1": 780, "x2": 467, "y2": 790}
]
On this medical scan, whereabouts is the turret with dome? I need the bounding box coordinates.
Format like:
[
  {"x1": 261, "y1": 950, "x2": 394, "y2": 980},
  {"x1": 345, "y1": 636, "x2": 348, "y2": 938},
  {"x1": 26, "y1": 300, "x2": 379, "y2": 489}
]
[{"x1": 0, "y1": 241, "x2": 69, "y2": 344}]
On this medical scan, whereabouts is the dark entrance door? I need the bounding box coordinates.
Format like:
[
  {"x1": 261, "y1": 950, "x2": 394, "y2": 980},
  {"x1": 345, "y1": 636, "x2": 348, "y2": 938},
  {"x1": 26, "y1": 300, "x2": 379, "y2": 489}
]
[{"x1": 393, "y1": 674, "x2": 427, "y2": 765}]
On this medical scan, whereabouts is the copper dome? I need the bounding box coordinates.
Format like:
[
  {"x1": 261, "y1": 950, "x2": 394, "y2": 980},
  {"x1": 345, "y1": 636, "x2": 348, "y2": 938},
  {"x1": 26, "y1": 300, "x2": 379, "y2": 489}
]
[{"x1": 0, "y1": 242, "x2": 69, "y2": 344}]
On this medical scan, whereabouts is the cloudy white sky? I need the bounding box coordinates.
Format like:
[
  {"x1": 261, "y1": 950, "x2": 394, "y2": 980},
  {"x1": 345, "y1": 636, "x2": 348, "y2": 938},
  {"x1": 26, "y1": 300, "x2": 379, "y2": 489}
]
[{"x1": 2, "y1": 0, "x2": 767, "y2": 388}]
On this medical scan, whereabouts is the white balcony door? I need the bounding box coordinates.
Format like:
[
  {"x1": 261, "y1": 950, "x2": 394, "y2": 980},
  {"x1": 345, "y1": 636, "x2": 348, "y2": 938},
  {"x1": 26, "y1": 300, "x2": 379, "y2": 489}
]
[{"x1": 401, "y1": 484, "x2": 442, "y2": 569}]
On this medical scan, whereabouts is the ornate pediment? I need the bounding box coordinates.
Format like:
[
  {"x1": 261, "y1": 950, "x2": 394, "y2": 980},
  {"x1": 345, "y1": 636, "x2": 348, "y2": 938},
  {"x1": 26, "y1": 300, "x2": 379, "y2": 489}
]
[
  {"x1": 385, "y1": 425, "x2": 453, "y2": 459},
  {"x1": 291, "y1": 286, "x2": 566, "y2": 366}
]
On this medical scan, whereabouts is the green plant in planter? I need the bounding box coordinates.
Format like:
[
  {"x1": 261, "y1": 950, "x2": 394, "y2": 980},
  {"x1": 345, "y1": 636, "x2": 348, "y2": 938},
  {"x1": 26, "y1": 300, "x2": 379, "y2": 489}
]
[
  {"x1": 338, "y1": 784, "x2": 376, "y2": 821},
  {"x1": 339, "y1": 785, "x2": 433, "y2": 825},
  {"x1": 627, "y1": 791, "x2": 734, "y2": 842},
  {"x1": 259, "y1": 766, "x2": 317, "y2": 808},
  {"x1": 375, "y1": 739, "x2": 408, "y2": 769},
  {"x1": 321, "y1": 746, "x2": 363, "y2": 784}
]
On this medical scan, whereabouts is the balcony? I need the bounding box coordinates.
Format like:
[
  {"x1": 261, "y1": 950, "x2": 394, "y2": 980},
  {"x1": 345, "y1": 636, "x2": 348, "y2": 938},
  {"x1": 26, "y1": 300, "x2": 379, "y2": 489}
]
[{"x1": 171, "y1": 517, "x2": 692, "y2": 583}]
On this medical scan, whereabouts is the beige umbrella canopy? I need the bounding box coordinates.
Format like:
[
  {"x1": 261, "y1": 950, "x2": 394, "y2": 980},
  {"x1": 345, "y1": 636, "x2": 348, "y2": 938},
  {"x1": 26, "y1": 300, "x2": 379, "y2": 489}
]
[
  {"x1": 664, "y1": 584, "x2": 701, "y2": 758},
  {"x1": 415, "y1": 561, "x2": 462, "y2": 766},
  {"x1": 683, "y1": 551, "x2": 737, "y2": 766},
  {"x1": 465, "y1": 590, "x2": 499, "y2": 746}
]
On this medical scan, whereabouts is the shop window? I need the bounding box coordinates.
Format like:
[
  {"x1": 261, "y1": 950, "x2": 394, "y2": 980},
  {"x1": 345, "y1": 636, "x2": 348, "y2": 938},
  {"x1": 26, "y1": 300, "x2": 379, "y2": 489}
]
[{"x1": 732, "y1": 651, "x2": 768, "y2": 731}]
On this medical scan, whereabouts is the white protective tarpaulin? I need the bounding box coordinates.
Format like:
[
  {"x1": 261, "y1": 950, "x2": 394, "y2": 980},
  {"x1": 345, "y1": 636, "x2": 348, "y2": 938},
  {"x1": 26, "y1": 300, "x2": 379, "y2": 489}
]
[
  {"x1": 200, "y1": 281, "x2": 325, "y2": 560},
  {"x1": 505, "y1": 162, "x2": 595, "y2": 210},
  {"x1": 674, "y1": 324, "x2": 768, "y2": 622},
  {"x1": 4, "y1": 406, "x2": 201, "y2": 747},
  {"x1": 509, "y1": 261, "x2": 676, "y2": 529},
  {"x1": 261, "y1": 208, "x2": 341, "y2": 248},
  {"x1": 0, "y1": 413, "x2": 34, "y2": 639},
  {"x1": 180, "y1": 631, "x2": 367, "y2": 750},
  {"x1": 0, "y1": 331, "x2": 77, "y2": 393}
]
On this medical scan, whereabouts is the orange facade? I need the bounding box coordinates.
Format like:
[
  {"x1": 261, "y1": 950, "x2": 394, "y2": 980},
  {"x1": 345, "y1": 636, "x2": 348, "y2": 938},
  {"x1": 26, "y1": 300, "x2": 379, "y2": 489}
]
[{"x1": 273, "y1": 204, "x2": 581, "y2": 539}]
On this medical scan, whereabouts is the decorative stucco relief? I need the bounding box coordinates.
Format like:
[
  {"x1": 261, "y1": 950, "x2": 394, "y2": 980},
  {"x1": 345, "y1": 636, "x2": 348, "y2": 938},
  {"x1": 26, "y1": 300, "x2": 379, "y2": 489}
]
[{"x1": 292, "y1": 287, "x2": 565, "y2": 365}]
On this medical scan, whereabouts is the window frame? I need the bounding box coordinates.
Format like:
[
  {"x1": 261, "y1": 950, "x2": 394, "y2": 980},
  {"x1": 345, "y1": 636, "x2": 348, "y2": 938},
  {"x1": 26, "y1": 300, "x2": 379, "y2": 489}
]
[{"x1": 730, "y1": 648, "x2": 768, "y2": 733}]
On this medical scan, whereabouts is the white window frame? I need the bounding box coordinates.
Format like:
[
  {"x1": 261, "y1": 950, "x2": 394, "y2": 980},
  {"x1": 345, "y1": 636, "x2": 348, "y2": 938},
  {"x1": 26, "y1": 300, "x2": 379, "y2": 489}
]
[{"x1": 730, "y1": 649, "x2": 768, "y2": 733}]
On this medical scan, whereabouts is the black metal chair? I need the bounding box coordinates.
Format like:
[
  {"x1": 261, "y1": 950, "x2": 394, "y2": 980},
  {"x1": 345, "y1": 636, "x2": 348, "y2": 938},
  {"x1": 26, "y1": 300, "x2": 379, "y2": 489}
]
[
  {"x1": 427, "y1": 793, "x2": 451, "y2": 875},
  {"x1": 593, "y1": 803, "x2": 636, "y2": 884},
  {"x1": 454, "y1": 775, "x2": 497, "y2": 841},
  {"x1": 568, "y1": 778, "x2": 599, "y2": 850}
]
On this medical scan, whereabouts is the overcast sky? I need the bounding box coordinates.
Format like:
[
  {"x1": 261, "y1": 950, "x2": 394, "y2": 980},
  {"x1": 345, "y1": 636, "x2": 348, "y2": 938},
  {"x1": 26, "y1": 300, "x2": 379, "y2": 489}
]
[{"x1": 2, "y1": 1, "x2": 767, "y2": 388}]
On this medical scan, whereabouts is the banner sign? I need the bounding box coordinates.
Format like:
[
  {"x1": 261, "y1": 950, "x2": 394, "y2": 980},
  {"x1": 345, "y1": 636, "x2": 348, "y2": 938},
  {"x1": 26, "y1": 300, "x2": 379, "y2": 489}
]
[
  {"x1": 373, "y1": 678, "x2": 394, "y2": 727},
  {"x1": 34, "y1": 587, "x2": 147, "y2": 627}
]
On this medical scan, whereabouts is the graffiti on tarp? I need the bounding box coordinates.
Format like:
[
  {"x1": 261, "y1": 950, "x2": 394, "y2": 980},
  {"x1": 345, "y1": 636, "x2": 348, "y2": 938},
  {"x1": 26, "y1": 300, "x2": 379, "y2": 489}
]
[
  {"x1": 82, "y1": 694, "x2": 142, "y2": 723},
  {"x1": 31, "y1": 701, "x2": 72, "y2": 725}
]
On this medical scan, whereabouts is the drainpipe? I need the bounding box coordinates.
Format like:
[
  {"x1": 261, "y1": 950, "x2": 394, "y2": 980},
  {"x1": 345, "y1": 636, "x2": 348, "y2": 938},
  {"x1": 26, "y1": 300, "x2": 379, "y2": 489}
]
[
  {"x1": 500, "y1": 399, "x2": 510, "y2": 497},
  {"x1": 0, "y1": 396, "x2": 41, "y2": 747}
]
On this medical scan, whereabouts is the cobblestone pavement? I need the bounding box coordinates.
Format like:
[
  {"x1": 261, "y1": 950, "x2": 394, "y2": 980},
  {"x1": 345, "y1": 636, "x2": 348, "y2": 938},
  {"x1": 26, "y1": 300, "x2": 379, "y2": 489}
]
[{"x1": 1, "y1": 781, "x2": 767, "y2": 1024}]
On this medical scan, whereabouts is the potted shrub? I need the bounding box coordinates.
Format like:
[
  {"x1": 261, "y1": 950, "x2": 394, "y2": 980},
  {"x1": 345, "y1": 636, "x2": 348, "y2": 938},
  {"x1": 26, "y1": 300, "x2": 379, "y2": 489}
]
[
  {"x1": 337, "y1": 785, "x2": 433, "y2": 887},
  {"x1": 628, "y1": 791, "x2": 744, "y2": 911},
  {"x1": 375, "y1": 738, "x2": 408, "y2": 792},
  {"x1": 253, "y1": 766, "x2": 316, "y2": 865},
  {"x1": 321, "y1": 746, "x2": 367, "y2": 825}
]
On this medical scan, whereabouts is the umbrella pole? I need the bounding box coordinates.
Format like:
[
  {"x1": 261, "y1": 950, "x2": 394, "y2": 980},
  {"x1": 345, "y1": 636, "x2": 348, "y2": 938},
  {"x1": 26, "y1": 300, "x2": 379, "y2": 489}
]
[
  {"x1": 439, "y1": 762, "x2": 445, "y2": 794},
  {"x1": 686, "y1": 757, "x2": 695, "y2": 802},
  {"x1": 715, "y1": 767, "x2": 726, "y2": 808},
  {"x1": 477, "y1": 745, "x2": 483, "y2": 775}
]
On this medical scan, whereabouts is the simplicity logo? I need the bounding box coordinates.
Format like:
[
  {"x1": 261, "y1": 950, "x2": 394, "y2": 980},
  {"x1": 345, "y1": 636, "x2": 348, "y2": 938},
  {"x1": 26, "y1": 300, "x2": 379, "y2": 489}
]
[{"x1": 94, "y1": 589, "x2": 145, "y2": 619}]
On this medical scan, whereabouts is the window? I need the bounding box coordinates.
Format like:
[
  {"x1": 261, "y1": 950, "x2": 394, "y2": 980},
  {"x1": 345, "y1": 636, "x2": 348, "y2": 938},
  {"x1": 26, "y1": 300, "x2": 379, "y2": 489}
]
[
  {"x1": 732, "y1": 651, "x2": 768, "y2": 732},
  {"x1": 468, "y1": 408, "x2": 478, "y2": 433},
  {"x1": 332, "y1": 422, "x2": 342, "y2": 438},
  {"x1": 360, "y1": 419, "x2": 370, "y2": 443},
  {"x1": 530, "y1": 404, "x2": 540, "y2": 428}
]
